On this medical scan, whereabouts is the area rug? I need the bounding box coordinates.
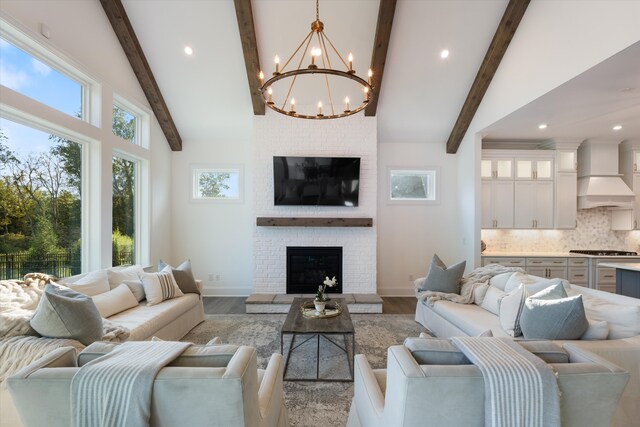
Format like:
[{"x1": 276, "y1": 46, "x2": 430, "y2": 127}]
[{"x1": 181, "y1": 314, "x2": 428, "y2": 427}]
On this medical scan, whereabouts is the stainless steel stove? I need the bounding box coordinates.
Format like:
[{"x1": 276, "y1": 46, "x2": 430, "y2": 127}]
[{"x1": 570, "y1": 250, "x2": 638, "y2": 256}]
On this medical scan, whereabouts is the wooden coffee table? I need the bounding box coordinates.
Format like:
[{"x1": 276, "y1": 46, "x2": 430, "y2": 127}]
[{"x1": 280, "y1": 297, "x2": 355, "y2": 382}]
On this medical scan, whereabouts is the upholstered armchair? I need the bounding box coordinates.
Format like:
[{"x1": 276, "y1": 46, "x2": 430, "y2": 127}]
[
  {"x1": 347, "y1": 343, "x2": 629, "y2": 427},
  {"x1": 8, "y1": 345, "x2": 289, "y2": 427}
]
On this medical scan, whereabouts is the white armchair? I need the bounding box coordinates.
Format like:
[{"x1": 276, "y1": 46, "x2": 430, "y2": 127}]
[
  {"x1": 8, "y1": 345, "x2": 289, "y2": 427},
  {"x1": 347, "y1": 344, "x2": 629, "y2": 427}
]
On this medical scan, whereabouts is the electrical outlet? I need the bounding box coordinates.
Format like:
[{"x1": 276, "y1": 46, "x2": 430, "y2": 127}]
[
  {"x1": 215, "y1": 274, "x2": 221, "y2": 281},
  {"x1": 208, "y1": 274, "x2": 214, "y2": 282}
]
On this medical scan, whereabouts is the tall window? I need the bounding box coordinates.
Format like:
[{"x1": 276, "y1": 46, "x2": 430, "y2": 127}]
[
  {"x1": 0, "y1": 118, "x2": 82, "y2": 279},
  {"x1": 0, "y1": 38, "x2": 83, "y2": 119},
  {"x1": 112, "y1": 156, "x2": 136, "y2": 266}
]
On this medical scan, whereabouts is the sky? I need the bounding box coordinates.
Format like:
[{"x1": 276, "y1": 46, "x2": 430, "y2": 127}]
[{"x1": 0, "y1": 38, "x2": 82, "y2": 154}]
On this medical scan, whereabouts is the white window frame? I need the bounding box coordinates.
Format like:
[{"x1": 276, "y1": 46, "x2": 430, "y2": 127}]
[
  {"x1": 112, "y1": 94, "x2": 150, "y2": 149},
  {"x1": 190, "y1": 164, "x2": 244, "y2": 203},
  {"x1": 387, "y1": 167, "x2": 440, "y2": 205},
  {"x1": 0, "y1": 15, "x2": 101, "y2": 126}
]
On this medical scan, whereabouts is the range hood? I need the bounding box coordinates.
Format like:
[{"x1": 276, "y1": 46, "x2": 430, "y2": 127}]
[{"x1": 577, "y1": 140, "x2": 634, "y2": 209}]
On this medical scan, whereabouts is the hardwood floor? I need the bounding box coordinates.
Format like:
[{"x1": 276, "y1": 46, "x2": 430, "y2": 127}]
[{"x1": 203, "y1": 296, "x2": 416, "y2": 315}]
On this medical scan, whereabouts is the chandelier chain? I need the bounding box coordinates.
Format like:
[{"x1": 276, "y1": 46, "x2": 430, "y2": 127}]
[{"x1": 316, "y1": 0, "x2": 319, "y2": 21}]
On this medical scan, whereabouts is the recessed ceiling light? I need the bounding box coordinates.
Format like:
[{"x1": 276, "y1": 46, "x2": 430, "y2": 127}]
[
  {"x1": 620, "y1": 87, "x2": 635, "y2": 93},
  {"x1": 184, "y1": 46, "x2": 193, "y2": 56},
  {"x1": 613, "y1": 125, "x2": 623, "y2": 131},
  {"x1": 538, "y1": 123, "x2": 548, "y2": 129},
  {"x1": 440, "y1": 49, "x2": 450, "y2": 59}
]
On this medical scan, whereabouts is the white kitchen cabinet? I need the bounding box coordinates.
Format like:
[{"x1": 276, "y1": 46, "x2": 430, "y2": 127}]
[
  {"x1": 482, "y1": 180, "x2": 514, "y2": 229},
  {"x1": 557, "y1": 150, "x2": 577, "y2": 172},
  {"x1": 481, "y1": 158, "x2": 513, "y2": 179},
  {"x1": 555, "y1": 172, "x2": 577, "y2": 229},
  {"x1": 514, "y1": 181, "x2": 554, "y2": 229},
  {"x1": 515, "y1": 158, "x2": 553, "y2": 180},
  {"x1": 615, "y1": 142, "x2": 640, "y2": 230}
]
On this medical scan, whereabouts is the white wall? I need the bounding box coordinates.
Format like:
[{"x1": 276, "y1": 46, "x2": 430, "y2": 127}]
[
  {"x1": 457, "y1": 0, "x2": 640, "y2": 270},
  {"x1": 170, "y1": 132, "x2": 254, "y2": 296},
  {"x1": 0, "y1": 0, "x2": 173, "y2": 268},
  {"x1": 377, "y1": 142, "x2": 460, "y2": 295}
]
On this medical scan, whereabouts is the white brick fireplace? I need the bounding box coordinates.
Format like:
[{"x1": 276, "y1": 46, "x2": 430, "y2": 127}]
[{"x1": 252, "y1": 113, "x2": 377, "y2": 295}]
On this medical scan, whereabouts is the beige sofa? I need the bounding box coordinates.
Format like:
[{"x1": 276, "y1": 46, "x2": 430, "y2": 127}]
[
  {"x1": 347, "y1": 343, "x2": 629, "y2": 427},
  {"x1": 8, "y1": 345, "x2": 288, "y2": 427},
  {"x1": 1, "y1": 265, "x2": 206, "y2": 427},
  {"x1": 414, "y1": 271, "x2": 640, "y2": 427}
]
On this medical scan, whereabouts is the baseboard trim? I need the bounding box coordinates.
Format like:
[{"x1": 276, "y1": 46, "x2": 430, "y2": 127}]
[
  {"x1": 377, "y1": 287, "x2": 416, "y2": 297},
  {"x1": 202, "y1": 287, "x2": 252, "y2": 297}
]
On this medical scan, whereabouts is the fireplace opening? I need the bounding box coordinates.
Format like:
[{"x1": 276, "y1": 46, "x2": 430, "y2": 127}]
[{"x1": 286, "y1": 247, "x2": 342, "y2": 294}]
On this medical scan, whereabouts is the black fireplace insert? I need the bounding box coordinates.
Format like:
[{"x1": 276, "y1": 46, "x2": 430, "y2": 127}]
[{"x1": 286, "y1": 246, "x2": 342, "y2": 294}]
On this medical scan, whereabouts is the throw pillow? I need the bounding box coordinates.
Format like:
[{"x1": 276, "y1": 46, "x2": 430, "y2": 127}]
[
  {"x1": 418, "y1": 254, "x2": 465, "y2": 293},
  {"x1": 520, "y1": 295, "x2": 589, "y2": 340},
  {"x1": 530, "y1": 282, "x2": 567, "y2": 300},
  {"x1": 139, "y1": 266, "x2": 184, "y2": 306},
  {"x1": 473, "y1": 283, "x2": 489, "y2": 306},
  {"x1": 30, "y1": 284, "x2": 103, "y2": 345},
  {"x1": 92, "y1": 283, "x2": 139, "y2": 318},
  {"x1": 158, "y1": 259, "x2": 199, "y2": 294},
  {"x1": 64, "y1": 269, "x2": 110, "y2": 297},
  {"x1": 78, "y1": 341, "x2": 239, "y2": 367},
  {"x1": 489, "y1": 272, "x2": 515, "y2": 291},
  {"x1": 567, "y1": 289, "x2": 640, "y2": 339},
  {"x1": 107, "y1": 265, "x2": 145, "y2": 290},
  {"x1": 526, "y1": 278, "x2": 571, "y2": 295},
  {"x1": 581, "y1": 319, "x2": 609, "y2": 340},
  {"x1": 499, "y1": 284, "x2": 529, "y2": 337},
  {"x1": 480, "y1": 285, "x2": 505, "y2": 315},
  {"x1": 504, "y1": 272, "x2": 539, "y2": 293},
  {"x1": 121, "y1": 279, "x2": 145, "y2": 302}
]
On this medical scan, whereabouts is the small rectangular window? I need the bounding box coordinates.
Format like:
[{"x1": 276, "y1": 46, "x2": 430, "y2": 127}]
[
  {"x1": 112, "y1": 104, "x2": 137, "y2": 144},
  {"x1": 389, "y1": 168, "x2": 439, "y2": 204},
  {"x1": 191, "y1": 165, "x2": 243, "y2": 202},
  {"x1": 0, "y1": 38, "x2": 83, "y2": 119}
]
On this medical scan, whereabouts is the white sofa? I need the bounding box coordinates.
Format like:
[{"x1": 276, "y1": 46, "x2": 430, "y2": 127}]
[
  {"x1": 347, "y1": 343, "x2": 629, "y2": 427},
  {"x1": 60, "y1": 265, "x2": 205, "y2": 341},
  {"x1": 414, "y1": 270, "x2": 640, "y2": 427},
  {"x1": 1, "y1": 265, "x2": 206, "y2": 427},
  {"x1": 8, "y1": 345, "x2": 289, "y2": 427}
]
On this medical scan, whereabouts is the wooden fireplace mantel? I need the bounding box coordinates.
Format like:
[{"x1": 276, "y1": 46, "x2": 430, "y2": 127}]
[{"x1": 256, "y1": 217, "x2": 373, "y2": 227}]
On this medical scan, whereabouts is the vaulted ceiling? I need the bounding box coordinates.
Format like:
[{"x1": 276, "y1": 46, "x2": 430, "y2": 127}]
[{"x1": 111, "y1": 0, "x2": 637, "y2": 152}]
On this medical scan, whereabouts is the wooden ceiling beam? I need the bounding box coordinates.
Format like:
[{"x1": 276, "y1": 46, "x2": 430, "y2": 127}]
[
  {"x1": 365, "y1": 0, "x2": 398, "y2": 117},
  {"x1": 99, "y1": 0, "x2": 182, "y2": 151},
  {"x1": 446, "y1": 0, "x2": 530, "y2": 154},
  {"x1": 234, "y1": 0, "x2": 265, "y2": 115}
]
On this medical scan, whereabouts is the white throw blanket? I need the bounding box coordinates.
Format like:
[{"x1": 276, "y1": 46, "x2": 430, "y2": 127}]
[
  {"x1": 418, "y1": 263, "x2": 524, "y2": 306},
  {"x1": 451, "y1": 337, "x2": 561, "y2": 427},
  {"x1": 0, "y1": 274, "x2": 130, "y2": 341},
  {"x1": 0, "y1": 336, "x2": 85, "y2": 385},
  {"x1": 71, "y1": 341, "x2": 191, "y2": 427}
]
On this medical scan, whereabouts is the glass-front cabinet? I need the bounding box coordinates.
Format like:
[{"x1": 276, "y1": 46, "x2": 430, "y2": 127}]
[
  {"x1": 515, "y1": 158, "x2": 553, "y2": 180},
  {"x1": 481, "y1": 158, "x2": 513, "y2": 179}
]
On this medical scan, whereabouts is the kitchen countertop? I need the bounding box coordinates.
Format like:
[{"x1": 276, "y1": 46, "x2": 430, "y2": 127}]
[
  {"x1": 599, "y1": 263, "x2": 640, "y2": 272},
  {"x1": 482, "y1": 252, "x2": 640, "y2": 259}
]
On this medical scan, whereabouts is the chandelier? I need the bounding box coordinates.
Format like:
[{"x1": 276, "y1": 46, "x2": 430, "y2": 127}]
[{"x1": 259, "y1": 0, "x2": 373, "y2": 120}]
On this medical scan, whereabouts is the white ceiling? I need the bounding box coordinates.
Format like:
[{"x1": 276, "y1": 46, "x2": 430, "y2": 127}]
[
  {"x1": 119, "y1": 1, "x2": 640, "y2": 147},
  {"x1": 122, "y1": 0, "x2": 512, "y2": 144},
  {"x1": 482, "y1": 40, "x2": 640, "y2": 143}
]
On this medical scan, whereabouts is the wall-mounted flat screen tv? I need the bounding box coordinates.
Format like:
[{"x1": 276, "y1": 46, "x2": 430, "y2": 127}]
[{"x1": 273, "y1": 156, "x2": 360, "y2": 206}]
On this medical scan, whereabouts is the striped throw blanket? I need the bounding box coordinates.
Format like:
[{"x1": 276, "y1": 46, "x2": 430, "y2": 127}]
[
  {"x1": 451, "y1": 337, "x2": 561, "y2": 427},
  {"x1": 71, "y1": 341, "x2": 191, "y2": 427}
]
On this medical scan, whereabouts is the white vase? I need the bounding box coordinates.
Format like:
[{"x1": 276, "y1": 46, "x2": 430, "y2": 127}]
[{"x1": 314, "y1": 300, "x2": 326, "y2": 314}]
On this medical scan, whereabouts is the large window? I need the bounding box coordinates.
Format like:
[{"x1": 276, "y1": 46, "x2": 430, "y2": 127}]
[
  {"x1": 0, "y1": 38, "x2": 84, "y2": 119},
  {"x1": 112, "y1": 104, "x2": 137, "y2": 144},
  {"x1": 0, "y1": 118, "x2": 82, "y2": 279},
  {"x1": 112, "y1": 156, "x2": 137, "y2": 266}
]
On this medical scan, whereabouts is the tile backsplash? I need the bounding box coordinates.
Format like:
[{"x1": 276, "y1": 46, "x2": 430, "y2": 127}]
[{"x1": 481, "y1": 207, "x2": 640, "y2": 253}]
